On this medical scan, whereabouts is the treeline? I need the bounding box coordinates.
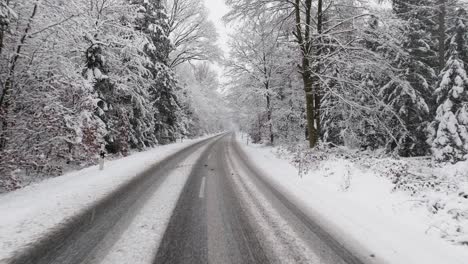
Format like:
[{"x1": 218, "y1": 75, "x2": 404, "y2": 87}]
[
  {"x1": 225, "y1": 0, "x2": 468, "y2": 163},
  {"x1": 0, "y1": 0, "x2": 208, "y2": 190}
]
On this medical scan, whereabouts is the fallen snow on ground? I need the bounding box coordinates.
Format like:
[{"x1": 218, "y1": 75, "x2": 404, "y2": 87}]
[
  {"x1": 0, "y1": 136, "x2": 209, "y2": 261},
  {"x1": 236, "y1": 134, "x2": 468, "y2": 264}
]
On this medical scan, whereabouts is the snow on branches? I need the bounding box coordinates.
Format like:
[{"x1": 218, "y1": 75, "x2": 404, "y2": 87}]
[
  {"x1": 0, "y1": 0, "x2": 194, "y2": 192},
  {"x1": 429, "y1": 12, "x2": 468, "y2": 162}
]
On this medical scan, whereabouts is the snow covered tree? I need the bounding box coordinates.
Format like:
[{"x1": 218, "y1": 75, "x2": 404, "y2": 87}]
[
  {"x1": 226, "y1": 15, "x2": 285, "y2": 144},
  {"x1": 391, "y1": 0, "x2": 439, "y2": 98},
  {"x1": 0, "y1": 0, "x2": 105, "y2": 190},
  {"x1": 320, "y1": 32, "x2": 399, "y2": 150},
  {"x1": 378, "y1": 40, "x2": 431, "y2": 155},
  {"x1": 164, "y1": 0, "x2": 221, "y2": 67},
  {"x1": 0, "y1": 0, "x2": 201, "y2": 191},
  {"x1": 429, "y1": 8, "x2": 468, "y2": 162},
  {"x1": 133, "y1": 0, "x2": 187, "y2": 143},
  {"x1": 364, "y1": 1, "x2": 439, "y2": 156},
  {"x1": 80, "y1": 0, "x2": 164, "y2": 155},
  {"x1": 446, "y1": 4, "x2": 468, "y2": 70},
  {"x1": 0, "y1": 0, "x2": 16, "y2": 55},
  {"x1": 176, "y1": 63, "x2": 230, "y2": 136},
  {"x1": 225, "y1": 0, "x2": 323, "y2": 147}
]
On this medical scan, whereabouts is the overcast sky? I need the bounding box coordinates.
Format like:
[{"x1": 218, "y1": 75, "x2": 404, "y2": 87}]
[
  {"x1": 204, "y1": 0, "x2": 231, "y2": 55},
  {"x1": 203, "y1": 0, "x2": 232, "y2": 82}
]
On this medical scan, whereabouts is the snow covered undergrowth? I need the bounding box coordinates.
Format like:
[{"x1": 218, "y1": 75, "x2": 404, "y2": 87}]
[
  {"x1": 236, "y1": 135, "x2": 468, "y2": 263},
  {"x1": 0, "y1": 136, "x2": 210, "y2": 261}
]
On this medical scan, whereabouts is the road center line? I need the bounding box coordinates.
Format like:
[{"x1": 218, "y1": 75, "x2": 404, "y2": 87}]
[{"x1": 199, "y1": 176, "x2": 206, "y2": 198}]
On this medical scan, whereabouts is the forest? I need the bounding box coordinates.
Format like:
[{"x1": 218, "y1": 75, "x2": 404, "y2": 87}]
[
  {"x1": 226, "y1": 0, "x2": 468, "y2": 162},
  {"x1": 0, "y1": 0, "x2": 228, "y2": 190},
  {"x1": 1, "y1": 0, "x2": 468, "y2": 190}
]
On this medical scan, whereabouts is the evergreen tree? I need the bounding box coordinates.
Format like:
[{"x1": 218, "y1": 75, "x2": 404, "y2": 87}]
[
  {"x1": 446, "y1": 7, "x2": 468, "y2": 70},
  {"x1": 82, "y1": 24, "x2": 147, "y2": 155},
  {"x1": 380, "y1": 0, "x2": 438, "y2": 156},
  {"x1": 429, "y1": 8, "x2": 468, "y2": 162},
  {"x1": 379, "y1": 48, "x2": 431, "y2": 156},
  {"x1": 133, "y1": 0, "x2": 186, "y2": 143},
  {"x1": 0, "y1": 0, "x2": 200, "y2": 190},
  {"x1": 321, "y1": 75, "x2": 344, "y2": 146},
  {"x1": 320, "y1": 14, "x2": 408, "y2": 151}
]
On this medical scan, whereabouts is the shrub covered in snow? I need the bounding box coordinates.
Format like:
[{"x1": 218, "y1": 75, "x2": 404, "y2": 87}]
[{"x1": 274, "y1": 142, "x2": 468, "y2": 246}]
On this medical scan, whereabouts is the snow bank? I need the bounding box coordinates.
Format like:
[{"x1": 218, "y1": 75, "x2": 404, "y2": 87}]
[
  {"x1": 236, "y1": 135, "x2": 468, "y2": 264},
  {"x1": 0, "y1": 136, "x2": 210, "y2": 261}
]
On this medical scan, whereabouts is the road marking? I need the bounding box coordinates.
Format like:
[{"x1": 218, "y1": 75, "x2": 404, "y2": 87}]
[{"x1": 199, "y1": 177, "x2": 206, "y2": 198}]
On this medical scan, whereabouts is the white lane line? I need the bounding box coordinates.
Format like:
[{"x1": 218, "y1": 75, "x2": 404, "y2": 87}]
[{"x1": 199, "y1": 177, "x2": 206, "y2": 198}]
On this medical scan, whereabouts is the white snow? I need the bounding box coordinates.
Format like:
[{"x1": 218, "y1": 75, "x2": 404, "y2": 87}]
[
  {"x1": 236, "y1": 134, "x2": 468, "y2": 264},
  {"x1": 0, "y1": 136, "x2": 211, "y2": 262}
]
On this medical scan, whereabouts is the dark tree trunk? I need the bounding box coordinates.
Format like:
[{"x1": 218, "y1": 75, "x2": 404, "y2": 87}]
[
  {"x1": 0, "y1": 25, "x2": 4, "y2": 56},
  {"x1": 438, "y1": 0, "x2": 446, "y2": 73},
  {"x1": 262, "y1": 52, "x2": 274, "y2": 145},
  {"x1": 0, "y1": 0, "x2": 10, "y2": 56},
  {"x1": 294, "y1": 0, "x2": 317, "y2": 148},
  {"x1": 0, "y1": 1, "x2": 40, "y2": 150},
  {"x1": 266, "y1": 87, "x2": 274, "y2": 144},
  {"x1": 314, "y1": 0, "x2": 323, "y2": 139}
]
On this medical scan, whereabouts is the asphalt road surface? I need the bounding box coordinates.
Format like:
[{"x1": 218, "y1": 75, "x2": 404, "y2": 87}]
[
  {"x1": 8, "y1": 133, "x2": 374, "y2": 264},
  {"x1": 153, "y1": 134, "x2": 367, "y2": 264}
]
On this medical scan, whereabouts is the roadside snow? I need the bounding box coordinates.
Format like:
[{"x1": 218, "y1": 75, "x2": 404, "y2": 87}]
[
  {"x1": 0, "y1": 136, "x2": 210, "y2": 261},
  {"x1": 236, "y1": 134, "x2": 468, "y2": 264}
]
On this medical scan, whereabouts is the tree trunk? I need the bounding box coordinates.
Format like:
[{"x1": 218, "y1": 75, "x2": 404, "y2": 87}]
[
  {"x1": 0, "y1": 0, "x2": 9, "y2": 56},
  {"x1": 294, "y1": 0, "x2": 317, "y2": 148},
  {"x1": 263, "y1": 52, "x2": 274, "y2": 145},
  {"x1": 304, "y1": 70, "x2": 317, "y2": 148},
  {"x1": 0, "y1": 25, "x2": 4, "y2": 56},
  {"x1": 0, "y1": 1, "x2": 39, "y2": 107},
  {"x1": 266, "y1": 87, "x2": 274, "y2": 144},
  {"x1": 438, "y1": 0, "x2": 446, "y2": 73},
  {"x1": 0, "y1": 1, "x2": 40, "y2": 149},
  {"x1": 314, "y1": 0, "x2": 323, "y2": 140}
]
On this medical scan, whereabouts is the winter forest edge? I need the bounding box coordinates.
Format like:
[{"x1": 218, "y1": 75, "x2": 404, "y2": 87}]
[
  {"x1": 0, "y1": 0, "x2": 226, "y2": 190},
  {"x1": 1, "y1": 0, "x2": 468, "y2": 204}
]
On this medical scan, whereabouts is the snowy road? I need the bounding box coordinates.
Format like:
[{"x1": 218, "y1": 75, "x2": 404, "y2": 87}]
[
  {"x1": 154, "y1": 136, "x2": 368, "y2": 263},
  {"x1": 154, "y1": 134, "x2": 365, "y2": 264},
  {"x1": 4, "y1": 136, "x2": 217, "y2": 264},
  {"x1": 3, "y1": 134, "x2": 375, "y2": 264},
  {"x1": 154, "y1": 135, "x2": 269, "y2": 263}
]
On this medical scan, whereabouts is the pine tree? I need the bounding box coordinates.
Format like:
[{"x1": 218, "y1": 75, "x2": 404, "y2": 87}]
[
  {"x1": 447, "y1": 7, "x2": 468, "y2": 70},
  {"x1": 379, "y1": 52, "x2": 431, "y2": 156},
  {"x1": 0, "y1": 0, "x2": 200, "y2": 190},
  {"x1": 429, "y1": 8, "x2": 468, "y2": 162},
  {"x1": 83, "y1": 31, "x2": 135, "y2": 155},
  {"x1": 133, "y1": 0, "x2": 186, "y2": 143},
  {"x1": 379, "y1": 0, "x2": 438, "y2": 156},
  {"x1": 396, "y1": 0, "x2": 438, "y2": 92}
]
